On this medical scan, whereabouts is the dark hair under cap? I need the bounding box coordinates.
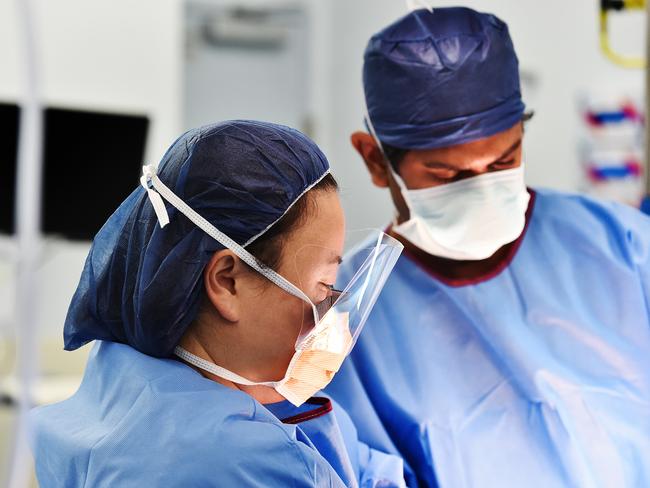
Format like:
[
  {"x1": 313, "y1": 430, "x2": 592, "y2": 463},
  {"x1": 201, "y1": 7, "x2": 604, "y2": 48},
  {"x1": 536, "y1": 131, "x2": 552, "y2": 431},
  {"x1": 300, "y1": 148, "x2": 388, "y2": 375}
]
[{"x1": 64, "y1": 120, "x2": 330, "y2": 358}]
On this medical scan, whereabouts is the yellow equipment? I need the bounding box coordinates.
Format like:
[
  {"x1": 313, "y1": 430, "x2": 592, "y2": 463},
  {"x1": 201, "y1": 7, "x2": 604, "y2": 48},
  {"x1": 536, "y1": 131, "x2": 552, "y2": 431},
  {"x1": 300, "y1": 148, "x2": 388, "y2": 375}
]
[{"x1": 600, "y1": 0, "x2": 645, "y2": 68}]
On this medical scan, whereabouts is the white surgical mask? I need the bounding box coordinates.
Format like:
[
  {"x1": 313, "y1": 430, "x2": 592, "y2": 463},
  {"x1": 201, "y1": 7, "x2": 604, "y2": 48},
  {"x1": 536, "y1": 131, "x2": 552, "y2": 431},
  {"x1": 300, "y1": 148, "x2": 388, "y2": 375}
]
[
  {"x1": 140, "y1": 165, "x2": 402, "y2": 406},
  {"x1": 391, "y1": 166, "x2": 530, "y2": 261}
]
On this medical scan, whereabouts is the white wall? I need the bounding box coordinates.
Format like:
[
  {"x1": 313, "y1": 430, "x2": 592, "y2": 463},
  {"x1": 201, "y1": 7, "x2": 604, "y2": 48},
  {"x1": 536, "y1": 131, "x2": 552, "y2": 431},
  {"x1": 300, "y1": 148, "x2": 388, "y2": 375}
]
[{"x1": 327, "y1": 0, "x2": 645, "y2": 233}]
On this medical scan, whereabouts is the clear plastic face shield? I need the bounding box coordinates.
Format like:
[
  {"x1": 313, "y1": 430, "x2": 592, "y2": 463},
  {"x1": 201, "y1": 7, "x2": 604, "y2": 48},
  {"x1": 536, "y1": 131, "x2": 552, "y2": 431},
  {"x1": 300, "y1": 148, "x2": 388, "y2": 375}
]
[
  {"x1": 273, "y1": 229, "x2": 402, "y2": 404},
  {"x1": 140, "y1": 166, "x2": 403, "y2": 405},
  {"x1": 291, "y1": 230, "x2": 402, "y2": 350}
]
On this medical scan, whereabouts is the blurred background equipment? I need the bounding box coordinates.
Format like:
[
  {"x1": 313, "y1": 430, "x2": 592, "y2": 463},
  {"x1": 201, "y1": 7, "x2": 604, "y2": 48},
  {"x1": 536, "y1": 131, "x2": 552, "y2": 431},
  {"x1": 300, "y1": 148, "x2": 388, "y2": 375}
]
[
  {"x1": 598, "y1": 0, "x2": 650, "y2": 212},
  {"x1": 578, "y1": 93, "x2": 645, "y2": 206},
  {"x1": 600, "y1": 0, "x2": 645, "y2": 68}
]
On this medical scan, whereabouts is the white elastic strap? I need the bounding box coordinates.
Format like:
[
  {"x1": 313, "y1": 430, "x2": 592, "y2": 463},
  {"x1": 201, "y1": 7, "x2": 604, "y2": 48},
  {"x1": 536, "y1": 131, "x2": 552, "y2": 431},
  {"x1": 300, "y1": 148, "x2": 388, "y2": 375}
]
[
  {"x1": 140, "y1": 165, "x2": 315, "y2": 310},
  {"x1": 242, "y1": 169, "x2": 331, "y2": 248},
  {"x1": 175, "y1": 346, "x2": 279, "y2": 387},
  {"x1": 405, "y1": 0, "x2": 433, "y2": 13},
  {"x1": 140, "y1": 169, "x2": 170, "y2": 228}
]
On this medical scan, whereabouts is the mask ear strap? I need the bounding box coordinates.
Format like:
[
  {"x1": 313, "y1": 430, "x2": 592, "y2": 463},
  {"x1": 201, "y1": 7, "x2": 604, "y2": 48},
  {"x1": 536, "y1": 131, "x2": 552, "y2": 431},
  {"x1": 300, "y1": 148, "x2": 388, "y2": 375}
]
[
  {"x1": 140, "y1": 165, "x2": 319, "y2": 325},
  {"x1": 174, "y1": 346, "x2": 282, "y2": 387},
  {"x1": 363, "y1": 109, "x2": 411, "y2": 205}
]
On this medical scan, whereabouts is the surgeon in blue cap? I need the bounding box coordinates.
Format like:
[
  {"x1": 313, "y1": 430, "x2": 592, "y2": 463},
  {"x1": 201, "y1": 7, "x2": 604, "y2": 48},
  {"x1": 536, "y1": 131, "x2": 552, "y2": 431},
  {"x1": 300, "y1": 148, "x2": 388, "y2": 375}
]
[
  {"x1": 325, "y1": 7, "x2": 650, "y2": 488},
  {"x1": 29, "y1": 120, "x2": 406, "y2": 487}
]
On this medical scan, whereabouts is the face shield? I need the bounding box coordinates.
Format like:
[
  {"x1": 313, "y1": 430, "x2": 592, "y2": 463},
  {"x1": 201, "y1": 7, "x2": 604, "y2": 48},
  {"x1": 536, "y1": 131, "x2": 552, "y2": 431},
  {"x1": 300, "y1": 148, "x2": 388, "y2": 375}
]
[{"x1": 292, "y1": 230, "x2": 403, "y2": 350}]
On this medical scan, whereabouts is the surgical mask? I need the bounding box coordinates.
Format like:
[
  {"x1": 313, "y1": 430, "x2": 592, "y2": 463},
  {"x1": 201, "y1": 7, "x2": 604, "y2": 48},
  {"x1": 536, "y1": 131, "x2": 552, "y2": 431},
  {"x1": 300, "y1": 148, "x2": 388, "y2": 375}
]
[
  {"x1": 364, "y1": 113, "x2": 530, "y2": 261},
  {"x1": 140, "y1": 165, "x2": 403, "y2": 406},
  {"x1": 391, "y1": 166, "x2": 530, "y2": 260}
]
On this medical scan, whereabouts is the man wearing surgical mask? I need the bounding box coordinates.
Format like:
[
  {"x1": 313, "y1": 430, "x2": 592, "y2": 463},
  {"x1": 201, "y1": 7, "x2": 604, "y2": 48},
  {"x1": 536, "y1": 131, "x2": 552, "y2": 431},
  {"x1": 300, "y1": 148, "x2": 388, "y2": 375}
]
[{"x1": 325, "y1": 7, "x2": 650, "y2": 488}]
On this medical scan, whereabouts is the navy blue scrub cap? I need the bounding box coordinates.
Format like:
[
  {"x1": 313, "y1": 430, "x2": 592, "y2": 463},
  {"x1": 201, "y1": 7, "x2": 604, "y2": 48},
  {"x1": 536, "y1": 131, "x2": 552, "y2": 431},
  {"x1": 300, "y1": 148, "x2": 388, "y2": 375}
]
[
  {"x1": 64, "y1": 120, "x2": 330, "y2": 358},
  {"x1": 364, "y1": 7, "x2": 525, "y2": 150}
]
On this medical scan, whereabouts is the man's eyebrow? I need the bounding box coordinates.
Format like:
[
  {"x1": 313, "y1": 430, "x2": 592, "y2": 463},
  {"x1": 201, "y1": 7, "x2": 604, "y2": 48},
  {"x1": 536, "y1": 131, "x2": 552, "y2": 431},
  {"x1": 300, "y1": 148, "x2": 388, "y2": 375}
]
[
  {"x1": 495, "y1": 138, "x2": 522, "y2": 161},
  {"x1": 330, "y1": 255, "x2": 343, "y2": 265}
]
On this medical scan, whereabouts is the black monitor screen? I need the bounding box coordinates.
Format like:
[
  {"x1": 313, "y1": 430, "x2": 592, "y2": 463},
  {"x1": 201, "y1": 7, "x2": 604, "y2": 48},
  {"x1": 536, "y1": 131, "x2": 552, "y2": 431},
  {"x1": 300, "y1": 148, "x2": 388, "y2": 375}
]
[
  {"x1": 0, "y1": 104, "x2": 149, "y2": 240},
  {"x1": 42, "y1": 108, "x2": 149, "y2": 240},
  {"x1": 0, "y1": 103, "x2": 19, "y2": 234}
]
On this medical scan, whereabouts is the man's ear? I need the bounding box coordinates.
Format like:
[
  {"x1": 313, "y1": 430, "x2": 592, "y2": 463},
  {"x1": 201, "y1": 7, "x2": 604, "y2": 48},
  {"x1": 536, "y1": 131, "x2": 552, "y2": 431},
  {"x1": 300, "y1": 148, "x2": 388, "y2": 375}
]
[
  {"x1": 350, "y1": 131, "x2": 390, "y2": 188},
  {"x1": 203, "y1": 249, "x2": 244, "y2": 322}
]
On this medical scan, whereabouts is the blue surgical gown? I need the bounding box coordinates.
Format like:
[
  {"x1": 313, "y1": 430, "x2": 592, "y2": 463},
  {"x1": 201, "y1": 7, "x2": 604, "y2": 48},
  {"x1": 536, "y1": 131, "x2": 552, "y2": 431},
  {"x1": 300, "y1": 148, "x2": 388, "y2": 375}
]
[
  {"x1": 326, "y1": 189, "x2": 650, "y2": 488},
  {"x1": 30, "y1": 340, "x2": 405, "y2": 487}
]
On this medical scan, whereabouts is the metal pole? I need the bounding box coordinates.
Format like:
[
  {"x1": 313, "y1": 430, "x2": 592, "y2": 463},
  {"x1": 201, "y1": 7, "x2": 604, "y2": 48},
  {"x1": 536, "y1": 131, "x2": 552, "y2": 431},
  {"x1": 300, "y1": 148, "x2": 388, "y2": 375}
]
[{"x1": 6, "y1": 0, "x2": 43, "y2": 486}]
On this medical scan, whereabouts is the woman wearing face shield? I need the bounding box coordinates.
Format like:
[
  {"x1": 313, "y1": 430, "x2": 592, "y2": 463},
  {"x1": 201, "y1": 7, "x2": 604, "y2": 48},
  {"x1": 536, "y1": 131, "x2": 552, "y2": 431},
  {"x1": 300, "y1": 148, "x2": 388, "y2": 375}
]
[{"x1": 29, "y1": 120, "x2": 405, "y2": 487}]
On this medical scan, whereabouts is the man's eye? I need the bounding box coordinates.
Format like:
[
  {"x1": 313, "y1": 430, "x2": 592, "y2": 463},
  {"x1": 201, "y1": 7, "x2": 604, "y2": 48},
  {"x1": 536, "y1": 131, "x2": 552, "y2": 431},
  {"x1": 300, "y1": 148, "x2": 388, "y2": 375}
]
[
  {"x1": 426, "y1": 168, "x2": 457, "y2": 179},
  {"x1": 489, "y1": 159, "x2": 516, "y2": 170},
  {"x1": 430, "y1": 174, "x2": 457, "y2": 183}
]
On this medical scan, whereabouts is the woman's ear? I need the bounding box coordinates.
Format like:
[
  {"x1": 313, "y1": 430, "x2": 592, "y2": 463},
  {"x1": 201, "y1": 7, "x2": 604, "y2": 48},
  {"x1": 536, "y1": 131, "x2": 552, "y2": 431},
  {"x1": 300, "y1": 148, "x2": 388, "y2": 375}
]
[
  {"x1": 350, "y1": 131, "x2": 390, "y2": 188},
  {"x1": 203, "y1": 249, "x2": 244, "y2": 322}
]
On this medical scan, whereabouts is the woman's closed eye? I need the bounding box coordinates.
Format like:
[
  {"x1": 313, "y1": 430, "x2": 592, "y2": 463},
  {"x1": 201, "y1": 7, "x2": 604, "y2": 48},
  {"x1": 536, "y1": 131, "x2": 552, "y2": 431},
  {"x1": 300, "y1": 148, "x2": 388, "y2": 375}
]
[
  {"x1": 316, "y1": 283, "x2": 336, "y2": 302},
  {"x1": 315, "y1": 285, "x2": 344, "y2": 318}
]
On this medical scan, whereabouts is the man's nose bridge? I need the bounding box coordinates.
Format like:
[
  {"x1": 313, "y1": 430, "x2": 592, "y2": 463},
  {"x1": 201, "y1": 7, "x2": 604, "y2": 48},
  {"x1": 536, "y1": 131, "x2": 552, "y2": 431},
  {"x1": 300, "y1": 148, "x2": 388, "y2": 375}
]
[
  {"x1": 464, "y1": 153, "x2": 495, "y2": 174},
  {"x1": 455, "y1": 159, "x2": 492, "y2": 180}
]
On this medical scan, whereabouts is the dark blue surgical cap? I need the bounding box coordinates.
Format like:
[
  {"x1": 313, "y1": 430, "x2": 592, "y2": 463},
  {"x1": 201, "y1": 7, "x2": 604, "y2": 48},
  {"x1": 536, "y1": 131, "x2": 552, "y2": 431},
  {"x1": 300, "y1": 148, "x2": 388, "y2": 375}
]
[
  {"x1": 64, "y1": 120, "x2": 330, "y2": 358},
  {"x1": 364, "y1": 7, "x2": 525, "y2": 149}
]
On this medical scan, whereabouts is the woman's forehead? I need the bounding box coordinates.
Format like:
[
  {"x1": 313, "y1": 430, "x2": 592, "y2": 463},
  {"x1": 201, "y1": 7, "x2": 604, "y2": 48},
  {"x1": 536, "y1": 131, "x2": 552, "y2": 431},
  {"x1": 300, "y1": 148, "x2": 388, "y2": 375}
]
[{"x1": 282, "y1": 192, "x2": 345, "y2": 263}]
